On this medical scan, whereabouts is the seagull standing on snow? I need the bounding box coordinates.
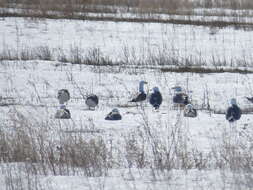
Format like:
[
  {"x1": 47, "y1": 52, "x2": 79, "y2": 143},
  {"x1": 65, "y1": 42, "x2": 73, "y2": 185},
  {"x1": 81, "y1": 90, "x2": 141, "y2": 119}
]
[
  {"x1": 55, "y1": 105, "x2": 71, "y2": 119},
  {"x1": 85, "y1": 94, "x2": 99, "y2": 110},
  {"x1": 246, "y1": 96, "x2": 253, "y2": 103},
  {"x1": 226, "y1": 98, "x2": 241, "y2": 122},
  {"x1": 184, "y1": 104, "x2": 197, "y2": 118},
  {"x1": 149, "y1": 87, "x2": 162, "y2": 110},
  {"x1": 130, "y1": 81, "x2": 148, "y2": 103},
  {"x1": 105, "y1": 108, "x2": 122, "y2": 120},
  {"x1": 172, "y1": 86, "x2": 189, "y2": 105},
  {"x1": 57, "y1": 89, "x2": 70, "y2": 105},
  {"x1": 56, "y1": 89, "x2": 71, "y2": 119}
]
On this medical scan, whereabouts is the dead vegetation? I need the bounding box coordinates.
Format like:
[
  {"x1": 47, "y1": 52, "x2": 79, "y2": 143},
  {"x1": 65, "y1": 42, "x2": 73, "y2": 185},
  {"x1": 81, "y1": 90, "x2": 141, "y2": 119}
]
[
  {"x1": 1, "y1": 46, "x2": 253, "y2": 74},
  {"x1": 1, "y1": 0, "x2": 253, "y2": 27},
  {"x1": 1, "y1": 106, "x2": 253, "y2": 189}
]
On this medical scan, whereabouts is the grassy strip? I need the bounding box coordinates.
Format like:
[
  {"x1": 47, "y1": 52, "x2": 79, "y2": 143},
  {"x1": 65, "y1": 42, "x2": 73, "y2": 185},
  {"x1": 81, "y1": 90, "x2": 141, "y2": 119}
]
[
  {"x1": 1, "y1": 12, "x2": 253, "y2": 28},
  {"x1": 1, "y1": 46, "x2": 253, "y2": 74},
  {"x1": 160, "y1": 66, "x2": 253, "y2": 74}
]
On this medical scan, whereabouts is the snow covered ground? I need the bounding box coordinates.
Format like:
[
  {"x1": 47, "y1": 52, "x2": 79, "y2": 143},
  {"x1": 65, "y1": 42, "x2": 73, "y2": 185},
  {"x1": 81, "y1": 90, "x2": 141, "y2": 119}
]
[
  {"x1": 1, "y1": 16, "x2": 253, "y2": 189},
  {"x1": 1, "y1": 17, "x2": 253, "y2": 65},
  {"x1": 1, "y1": 60, "x2": 253, "y2": 189}
]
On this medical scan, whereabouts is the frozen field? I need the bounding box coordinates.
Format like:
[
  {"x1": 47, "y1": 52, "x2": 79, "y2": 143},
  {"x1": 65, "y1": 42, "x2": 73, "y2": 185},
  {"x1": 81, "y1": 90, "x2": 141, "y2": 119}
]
[
  {"x1": 1, "y1": 15, "x2": 253, "y2": 189},
  {"x1": 1, "y1": 17, "x2": 253, "y2": 65},
  {"x1": 1, "y1": 60, "x2": 253, "y2": 189}
]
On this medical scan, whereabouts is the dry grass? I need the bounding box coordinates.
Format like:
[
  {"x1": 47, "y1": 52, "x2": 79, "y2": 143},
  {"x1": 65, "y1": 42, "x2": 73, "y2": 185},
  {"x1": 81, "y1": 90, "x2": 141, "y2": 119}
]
[
  {"x1": 1, "y1": 45, "x2": 253, "y2": 74},
  {"x1": 1, "y1": 0, "x2": 253, "y2": 28},
  {"x1": 3, "y1": 11, "x2": 253, "y2": 28},
  {"x1": 0, "y1": 84, "x2": 253, "y2": 188},
  {"x1": 160, "y1": 67, "x2": 253, "y2": 74}
]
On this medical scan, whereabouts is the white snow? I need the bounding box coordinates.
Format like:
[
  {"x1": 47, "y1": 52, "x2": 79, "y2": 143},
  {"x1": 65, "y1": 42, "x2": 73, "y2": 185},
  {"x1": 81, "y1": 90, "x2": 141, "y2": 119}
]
[
  {"x1": 1, "y1": 60, "x2": 253, "y2": 189},
  {"x1": 1, "y1": 16, "x2": 253, "y2": 189},
  {"x1": 0, "y1": 17, "x2": 253, "y2": 65}
]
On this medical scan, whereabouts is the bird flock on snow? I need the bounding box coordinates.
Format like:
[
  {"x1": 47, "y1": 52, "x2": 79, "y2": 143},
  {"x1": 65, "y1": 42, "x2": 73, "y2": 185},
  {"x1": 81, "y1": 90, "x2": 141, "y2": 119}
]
[{"x1": 55, "y1": 80, "x2": 242, "y2": 123}]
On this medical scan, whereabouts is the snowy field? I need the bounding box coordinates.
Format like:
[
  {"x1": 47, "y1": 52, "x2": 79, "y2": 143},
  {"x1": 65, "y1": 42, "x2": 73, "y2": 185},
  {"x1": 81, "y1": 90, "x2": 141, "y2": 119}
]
[
  {"x1": 1, "y1": 60, "x2": 253, "y2": 189},
  {"x1": 1, "y1": 17, "x2": 253, "y2": 65},
  {"x1": 1, "y1": 15, "x2": 253, "y2": 189}
]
